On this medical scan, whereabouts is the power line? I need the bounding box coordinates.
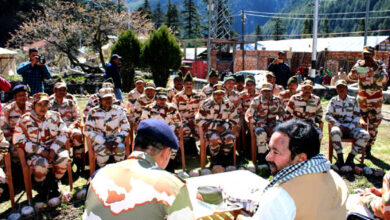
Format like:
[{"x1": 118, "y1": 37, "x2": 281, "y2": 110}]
[
  {"x1": 243, "y1": 9, "x2": 390, "y2": 16},
  {"x1": 244, "y1": 12, "x2": 390, "y2": 21}
]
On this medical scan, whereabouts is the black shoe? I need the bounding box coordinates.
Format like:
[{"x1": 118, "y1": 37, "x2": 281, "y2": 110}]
[
  {"x1": 335, "y1": 153, "x2": 344, "y2": 168},
  {"x1": 364, "y1": 147, "x2": 372, "y2": 159},
  {"x1": 345, "y1": 153, "x2": 356, "y2": 167}
]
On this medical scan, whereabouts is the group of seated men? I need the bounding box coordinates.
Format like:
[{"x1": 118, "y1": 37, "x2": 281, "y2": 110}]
[{"x1": 0, "y1": 54, "x2": 384, "y2": 208}]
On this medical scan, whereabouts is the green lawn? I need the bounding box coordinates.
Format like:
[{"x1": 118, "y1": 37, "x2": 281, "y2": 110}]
[{"x1": 1, "y1": 97, "x2": 389, "y2": 218}]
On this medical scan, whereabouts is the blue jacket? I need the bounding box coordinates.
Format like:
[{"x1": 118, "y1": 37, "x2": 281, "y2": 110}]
[
  {"x1": 105, "y1": 62, "x2": 121, "y2": 89},
  {"x1": 17, "y1": 62, "x2": 51, "y2": 95}
]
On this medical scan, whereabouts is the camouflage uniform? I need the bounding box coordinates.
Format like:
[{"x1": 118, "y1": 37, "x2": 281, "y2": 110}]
[
  {"x1": 83, "y1": 94, "x2": 122, "y2": 118},
  {"x1": 245, "y1": 95, "x2": 285, "y2": 154},
  {"x1": 84, "y1": 105, "x2": 130, "y2": 167},
  {"x1": 13, "y1": 110, "x2": 70, "y2": 182},
  {"x1": 237, "y1": 90, "x2": 258, "y2": 132},
  {"x1": 0, "y1": 129, "x2": 9, "y2": 196},
  {"x1": 132, "y1": 94, "x2": 155, "y2": 124},
  {"x1": 280, "y1": 90, "x2": 296, "y2": 121},
  {"x1": 195, "y1": 96, "x2": 239, "y2": 156},
  {"x1": 140, "y1": 102, "x2": 182, "y2": 134},
  {"x1": 226, "y1": 90, "x2": 241, "y2": 107},
  {"x1": 201, "y1": 84, "x2": 214, "y2": 97},
  {"x1": 0, "y1": 101, "x2": 32, "y2": 161},
  {"x1": 50, "y1": 97, "x2": 84, "y2": 158},
  {"x1": 286, "y1": 92, "x2": 323, "y2": 132},
  {"x1": 83, "y1": 151, "x2": 194, "y2": 220},
  {"x1": 125, "y1": 88, "x2": 143, "y2": 122},
  {"x1": 174, "y1": 91, "x2": 206, "y2": 139},
  {"x1": 348, "y1": 58, "x2": 389, "y2": 148},
  {"x1": 167, "y1": 87, "x2": 183, "y2": 103},
  {"x1": 49, "y1": 93, "x2": 78, "y2": 105}
]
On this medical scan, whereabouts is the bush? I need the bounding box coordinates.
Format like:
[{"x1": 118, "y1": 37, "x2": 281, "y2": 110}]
[
  {"x1": 141, "y1": 25, "x2": 182, "y2": 87},
  {"x1": 111, "y1": 29, "x2": 141, "y2": 92}
]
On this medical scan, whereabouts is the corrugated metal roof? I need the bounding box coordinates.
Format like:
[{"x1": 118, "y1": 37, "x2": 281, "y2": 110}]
[
  {"x1": 181, "y1": 47, "x2": 207, "y2": 60},
  {"x1": 238, "y1": 36, "x2": 389, "y2": 52}
]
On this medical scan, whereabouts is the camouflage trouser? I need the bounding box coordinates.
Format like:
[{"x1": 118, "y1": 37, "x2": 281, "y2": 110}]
[
  {"x1": 183, "y1": 119, "x2": 199, "y2": 140},
  {"x1": 330, "y1": 125, "x2": 369, "y2": 155},
  {"x1": 27, "y1": 149, "x2": 70, "y2": 182},
  {"x1": 358, "y1": 93, "x2": 383, "y2": 147},
  {"x1": 361, "y1": 171, "x2": 390, "y2": 219},
  {"x1": 254, "y1": 125, "x2": 275, "y2": 154},
  {"x1": 69, "y1": 125, "x2": 84, "y2": 159},
  {"x1": 94, "y1": 143, "x2": 125, "y2": 167},
  {"x1": 205, "y1": 130, "x2": 235, "y2": 156}
]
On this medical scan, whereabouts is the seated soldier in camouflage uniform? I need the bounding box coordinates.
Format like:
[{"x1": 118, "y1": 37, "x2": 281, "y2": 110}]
[
  {"x1": 174, "y1": 73, "x2": 205, "y2": 142},
  {"x1": 201, "y1": 69, "x2": 219, "y2": 97},
  {"x1": 83, "y1": 80, "x2": 122, "y2": 120},
  {"x1": 49, "y1": 81, "x2": 78, "y2": 105},
  {"x1": 131, "y1": 82, "x2": 156, "y2": 125},
  {"x1": 196, "y1": 83, "x2": 239, "y2": 165},
  {"x1": 13, "y1": 93, "x2": 70, "y2": 199},
  {"x1": 167, "y1": 74, "x2": 184, "y2": 102},
  {"x1": 265, "y1": 71, "x2": 284, "y2": 97},
  {"x1": 83, "y1": 119, "x2": 195, "y2": 220},
  {"x1": 280, "y1": 76, "x2": 299, "y2": 121},
  {"x1": 224, "y1": 75, "x2": 241, "y2": 107},
  {"x1": 286, "y1": 80, "x2": 323, "y2": 135},
  {"x1": 125, "y1": 76, "x2": 145, "y2": 121},
  {"x1": 84, "y1": 88, "x2": 130, "y2": 168},
  {"x1": 0, "y1": 129, "x2": 9, "y2": 197},
  {"x1": 245, "y1": 83, "x2": 285, "y2": 163},
  {"x1": 49, "y1": 81, "x2": 84, "y2": 172},
  {"x1": 140, "y1": 88, "x2": 182, "y2": 161},
  {"x1": 0, "y1": 85, "x2": 32, "y2": 162},
  {"x1": 325, "y1": 79, "x2": 370, "y2": 168}
]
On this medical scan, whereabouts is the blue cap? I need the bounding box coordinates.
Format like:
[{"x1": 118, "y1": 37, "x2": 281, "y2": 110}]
[
  {"x1": 12, "y1": 84, "x2": 29, "y2": 95},
  {"x1": 135, "y1": 119, "x2": 179, "y2": 150}
]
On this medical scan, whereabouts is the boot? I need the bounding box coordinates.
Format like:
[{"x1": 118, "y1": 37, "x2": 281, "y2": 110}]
[
  {"x1": 345, "y1": 153, "x2": 356, "y2": 167},
  {"x1": 335, "y1": 153, "x2": 344, "y2": 168},
  {"x1": 74, "y1": 157, "x2": 85, "y2": 174},
  {"x1": 365, "y1": 146, "x2": 372, "y2": 159},
  {"x1": 47, "y1": 173, "x2": 61, "y2": 199}
]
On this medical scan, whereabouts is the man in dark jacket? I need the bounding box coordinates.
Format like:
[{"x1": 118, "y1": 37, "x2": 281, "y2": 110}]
[
  {"x1": 267, "y1": 51, "x2": 290, "y2": 88},
  {"x1": 105, "y1": 54, "x2": 123, "y2": 102}
]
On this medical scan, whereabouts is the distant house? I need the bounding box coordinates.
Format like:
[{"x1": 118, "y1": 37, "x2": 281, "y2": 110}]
[
  {"x1": 234, "y1": 36, "x2": 390, "y2": 74},
  {"x1": 0, "y1": 48, "x2": 18, "y2": 76}
]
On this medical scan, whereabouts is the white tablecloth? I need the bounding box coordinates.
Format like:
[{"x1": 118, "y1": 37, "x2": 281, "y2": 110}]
[{"x1": 186, "y1": 170, "x2": 269, "y2": 218}]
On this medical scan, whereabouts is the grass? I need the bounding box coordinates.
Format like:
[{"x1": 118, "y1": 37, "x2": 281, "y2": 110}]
[{"x1": 0, "y1": 96, "x2": 389, "y2": 218}]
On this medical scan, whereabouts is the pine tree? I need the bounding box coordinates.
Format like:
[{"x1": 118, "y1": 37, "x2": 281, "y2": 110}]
[
  {"x1": 321, "y1": 16, "x2": 330, "y2": 36},
  {"x1": 138, "y1": 0, "x2": 152, "y2": 19},
  {"x1": 181, "y1": 0, "x2": 202, "y2": 39},
  {"x1": 357, "y1": 19, "x2": 365, "y2": 36},
  {"x1": 153, "y1": 0, "x2": 164, "y2": 29},
  {"x1": 302, "y1": 14, "x2": 313, "y2": 38},
  {"x1": 166, "y1": 0, "x2": 181, "y2": 36},
  {"x1": 254, "y1": 24, "x2": 263, "y2": 41},
  {"x1": 271, "y1": 18, "x2": 286, "y2": 40}
]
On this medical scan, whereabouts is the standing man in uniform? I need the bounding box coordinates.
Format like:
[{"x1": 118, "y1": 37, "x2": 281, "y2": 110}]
[
  {"x1": 105, "y1": 54, "x2": 123, "y2": 102},
  {"x1": 17, "y1": 48, "x2": 51, "y2": 95},
  {"x1": 13, "y1": 93, "x2": 70, "y2": 200},
  {"x1": 0, "y1": 85, "x2": 32, "y2": 162},
  {"x1": 84, "y1": 88, "x2": 130, "y2": 168},
  {"x1": 348, "y1": 46, "x2": 388, "y2": 158},
  {"x1": 174, "y1": 73, "x2": 206, "y2": 142},
  {"x1": 286, "y1": 80, "x2": 323, "y2": 135},
  {"x1": 49, "y1": 81, "x2": 84, "y2": 172},
  {"x1": 196, "y1": 83, "x2": 238, "y2": 165},
  {"x1": 83, "y1": 119, "x2": 194, "y2": 220},
  {"x1": 267, "y1": 51, "x2": 290, "y2": 88},
  {"x1": 246, "y1": 83, "x2": 285, "y2": 163},
  {"x1": 167, "y1": 74, "x2": 184, "y2": 102},
  {"x1": 202, "y1": 69, "x2": 219, "y2": 97},
  {"x1": 325, "y1": 79, "x2": 370, "y2": 169}
]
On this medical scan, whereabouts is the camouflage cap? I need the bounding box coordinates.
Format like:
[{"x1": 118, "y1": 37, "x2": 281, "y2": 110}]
[
  {"x1": 54, "y1": 81, "x2": 67, "y2": 89},
  {"x1": 134, "y1": 76, "x2": 145, "y2": 84},
  {"x1": 261, "y1": 82, "x2": 273, "y2": 91},
  {"x1": 208, "y1": 69, "x2": 218, "y2": 78},
  {"x1": 33, "y1": 93, "x2": 50, "y2": 104},
  {"x1": 213, "y1": 83, "x2": 225, "y2": 93},
  {"x1": 145, "y1": 81, "x2": 156, "y2": 90},
  {"x1": 265, "y1": 71, "x2": 275, "y2": 78},
  {"x1": 363, "y1": 46, "x2": 375, "y2": 54},
  {"x1": 335, "y1": 79, "x2": 348, "y2": 87},
  {"x1": 155, "y1": 87, "x2": 167, "y2": 99},
  {"x1": 301, "y1": 80, "x2": 314, "y2": 88},
  {"x1": 98, "y1": 88, "x2": 114, "y2": 98},
  {"x1": 183, "y1": 72, "x2": 194, "y2": 82},
  {"x1": 245, "y1": 75, "x2": 256, "y2": 85},
  {"x1": 223, "y1": 75, "x2": 236, "y2": 84},
  {"x1": 287, "y1": 76, "x2": 298, "y2": 85},
  {"x1": 12, "y1": 84, "x2": 29, "y2": 95},
  {"x1": 196, "y1": 186, "x2": 223, "y2": 205}
]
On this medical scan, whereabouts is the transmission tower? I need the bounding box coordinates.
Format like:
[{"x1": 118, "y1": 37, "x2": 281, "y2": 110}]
[{"x1": 208, "y1": 0, "x2": 232, "y2": 39}]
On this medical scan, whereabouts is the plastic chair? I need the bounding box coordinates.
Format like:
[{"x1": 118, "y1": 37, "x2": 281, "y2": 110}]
[
  {"x1": 17, "y1": 142, "x2": 73, "y2": 205},
  {"x1": 199, "y1": 125, "x2": 237, "y2": 168}
]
